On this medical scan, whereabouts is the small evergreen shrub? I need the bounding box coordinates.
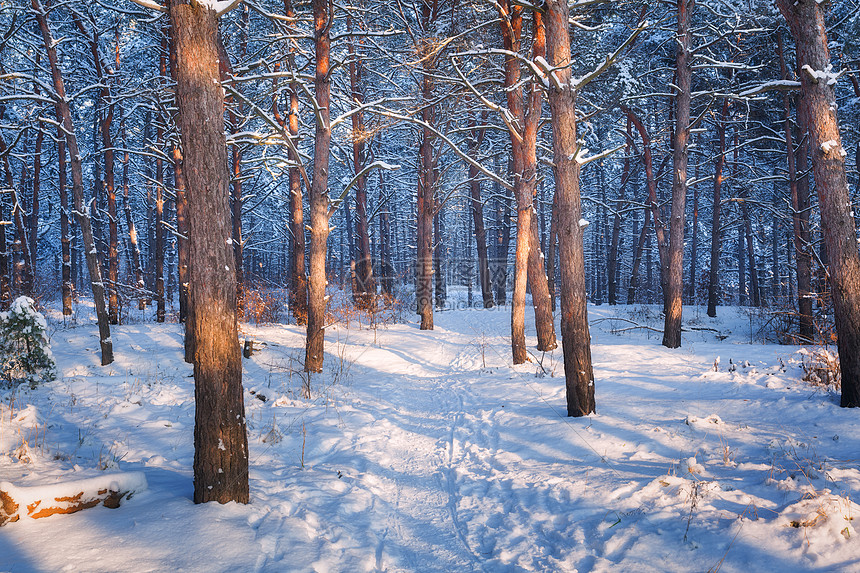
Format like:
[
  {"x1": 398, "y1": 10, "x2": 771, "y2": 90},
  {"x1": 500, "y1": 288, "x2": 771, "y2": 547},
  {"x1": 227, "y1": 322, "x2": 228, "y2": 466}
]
[{"x1": 0, "y1": 296, "x2": 56, "y2": 389}]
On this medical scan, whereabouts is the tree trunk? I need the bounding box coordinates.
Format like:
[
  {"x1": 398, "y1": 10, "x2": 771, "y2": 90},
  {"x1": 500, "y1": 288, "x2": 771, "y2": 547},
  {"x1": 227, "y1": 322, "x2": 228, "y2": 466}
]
[
  {"x1": 688, "y1": 139, "x2": 699, "y2": 303},
  {"x1": 496, "y1": 181, "x2": 512, "y2": 305},
  {"x1": 58, "y1": 125, "x2": 72, "y2": 315},
  {"x1": 9, "y1": 131, "x2": 33, "y2": 298},
  {"x1": 348, "y1": 17, "x2": 375, "y2": 309},
  {"x1": 282, "y1": 0, "x2": 307, "y2": 325},
  {"x1": 101, "y1": 94, "x2": 119, "y2": 324},
  {"x1": 628, "y1": 208, "x2": 650, "y2": 305},
  {"x1": 624, "y1": 107, "x2": 670, "y2": 305},
  {"x1": 608, "y1": 119, "x2": 632, "y2": 306},
  {"x1": 167, "y1": 0, "x2": 248, "y2": 503},
  {"x1": 741, "y1": 198, "x2": 760, "y2": 307},
  {"x1": 173, "y1": 146, "x2": 189, "y2": 323},
  {"x1": 304, "y1": 0, "x2": 332, "y2": 372},
  {"x1": 778, "y1": 0, "x2": 860, "y2": 407},
  {"x1": 500, "y1": 4, "x2": 556, "y2": 361},
  {"x1": 34, "y1": 0, "x2": 113, "y2": 365},
  {"x1": 434, "y1": 205, "x2": 446, "y2": 308},
  {"x1": 416, "y1": 5, "x2": 435, "y2": 331},
  {"x1": 467, "y1": 114, "x2": 493, "y2": 308},
  {"x1": 662, "y1": 0, "x2": 693, "y2": 349},
  {"x1": 29, "y1": 124, "x2": 42, "y2": 295},
  {"x1": 379, "y1": 172, "x2": 394, "y2": 298},
  {"x1": 0, "y1": 109, "x2": 13, "y2": 309},
  {"x1": 155, "y1": 127, "x2": 165, "y2": 323},
  {"x1": 546, "y1": 190, "x2": 558, "y2": 311},
  {"x1": 777, "y1": 32, "x2": 813, "y2": 341},
  {"x1": 120, "y1": 123, "x2": 145, "y2": 312},
  {"x1": 0, "y1": 186, "x2": 8, "y2": 310},
  {"x1": 546, "y1": 0, "x2": 595, "y2": 416},
  {"x1": 707, "y1": 99, "x2": 729, "y2": 318}
]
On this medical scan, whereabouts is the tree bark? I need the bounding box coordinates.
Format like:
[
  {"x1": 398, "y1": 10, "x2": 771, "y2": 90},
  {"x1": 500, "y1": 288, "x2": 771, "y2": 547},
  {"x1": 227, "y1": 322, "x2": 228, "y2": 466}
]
[
  {"x1": 707, "y1": 99, "x2": 729, "y2": 317},
  {"x1": 29, "y1": 124, "x2": 42, "y2": 296},
  {"x1": 173, "y1": 146, "x2": 189, "y2": 323},
  {"x1": 777, "y1": 32, "x2": 813, "y2": 341},
  {"x1": 348, "y1": 17, "x2": 375, "y2": 309},
  {"x1": 304, "y1": 0, "x2": 332, "y2": 372},
  {"x1": 167, "y1": 0, "x2": 248, "y2": 502},
  {"x1": 467, "y1": 113, "x2": 494, "y2": 308},
  {"x1": 628, "y1": 208, "x2": 650, "y2": 305},
  {"x1": 741, "y1": 197, "x2": 760, "y2": 307},
  {"x1": 608, "y1": 119, "x2": 632, "y2": 306},
  {"x1": 545, "y1": 0, "x2": 595, "y2": 416},
  {"x1": 778, "y1": 0, "x2": 860, "y2": 407},
  {"x1": 416, "y1": 2, "x2": 436, "y2": 331},
  {"x1": 546, "y1": 190, "x2": 558, "y2": 311},
  {"x1": 624, "y1": 107, "x2": 670, "y2": 305},
  {"x1": 101, "y1": 91, "x2": 119, "y2": 324},
  {"x1": 280, "y1": 1, "x2": 307, "y2": 325},
  {"x1": 58, "y1": 124, "x2": 72, "y2": 315},
  {"x1": 662, "y1": 0, "x2": 693, "y2": 349},
  {"x1": 34, "y1": 0, "x2": 113, "y2": 365},
  {"x1": 500, "y1": 4, "x2": 556, "y2": 362}
]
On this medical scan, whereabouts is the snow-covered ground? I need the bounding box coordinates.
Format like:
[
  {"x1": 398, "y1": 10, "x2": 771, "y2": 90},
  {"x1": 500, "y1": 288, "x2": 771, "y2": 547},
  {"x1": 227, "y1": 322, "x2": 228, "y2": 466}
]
[{"x1": 2, "y1": 300, "x2": 859, "y2": 572}]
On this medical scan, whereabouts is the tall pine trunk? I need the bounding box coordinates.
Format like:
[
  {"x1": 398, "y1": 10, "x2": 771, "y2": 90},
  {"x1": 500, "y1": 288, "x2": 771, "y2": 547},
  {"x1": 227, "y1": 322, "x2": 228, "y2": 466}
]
[
  {"x1": 168, "y1": 0, "x2": 248, "y2": 503},
  {"x1": 416, "y1": 4, "x2": 435, "y2": 331},
  {"x1": 545, "y1": 0, "x2": 595, "y2": 416},
  {"x1": 35, "y1": 0, "x2": 112, "y2": 364},
  {"x1": 778, "y1": 32, "x2": 813, "y2": 341},
  {"x1": 707, "y1": 99, "x2": 729, "y2": 317},
  {"x1": 662, "y1": 0, "x2": 693, "y2": 349},
  {"x1": 304, "y1": 0, "x2": 332, "y2": 372},
  {"x1": 348, "y1": 17, "x2": 375, "y2": 309},
  {"x1": 58, "y1": 124, "x2": 72, "y2": 315},
  {"x1": 778, "y1": 0, "x2": 860, "y2": 407},
  {"x1": 467, "y1": 113, "x2": 494, "y2": 308}
]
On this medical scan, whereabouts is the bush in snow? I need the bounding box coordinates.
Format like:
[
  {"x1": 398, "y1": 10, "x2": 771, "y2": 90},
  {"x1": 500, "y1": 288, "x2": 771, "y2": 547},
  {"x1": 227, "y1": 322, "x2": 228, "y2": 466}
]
[{"x1": 0, "y1": 296, "x2": 56, "y2": 389}]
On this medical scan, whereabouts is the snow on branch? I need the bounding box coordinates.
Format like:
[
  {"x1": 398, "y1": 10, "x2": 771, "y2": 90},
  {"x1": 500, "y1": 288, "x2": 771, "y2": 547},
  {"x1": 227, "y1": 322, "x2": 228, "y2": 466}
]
[
  {"x1": 801, "y1": 64, "x2": 844, "y2": 87},
  {"x1": 569, "y1": 143, "x2": 625, "y2": 167},
  {"x1": 369, "y1": 105, "x2": 513, "y2": 192},
  {"x1": 127, "y1": 0, "x2": 241, "y2": 16},
  {"x1": 737, "y1": 80, "x2": 801, "y2": 99},
  {"x1": 329, "y1": 161, "x2": 400, "y2": 217},
  {"x1": 570, "y1": 19, "x2": 648, "y2": 94},
  {"x1": 125, "y1": 0, "x2": 166, "y2": 12}
]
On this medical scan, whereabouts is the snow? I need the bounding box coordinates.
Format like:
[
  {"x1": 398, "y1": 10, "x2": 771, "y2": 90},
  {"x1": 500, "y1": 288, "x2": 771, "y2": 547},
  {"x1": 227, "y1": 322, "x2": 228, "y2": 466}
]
[
  {"x1": 801, "y1": 64, "x2": 841, "y2": 87},
  {"x1": 2, "y1": 302, "x2": 860, "y2": 571}
]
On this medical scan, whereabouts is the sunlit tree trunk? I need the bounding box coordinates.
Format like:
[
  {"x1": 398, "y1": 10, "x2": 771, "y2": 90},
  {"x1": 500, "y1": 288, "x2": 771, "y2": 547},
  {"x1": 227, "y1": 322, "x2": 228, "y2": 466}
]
[
  {"x1": 305, "y1": 0, "x2": 332, "y2": 372},
  {"x1": 778, "y1": 0, "x2": 860, "y2": 407},
  {"x1": 662, "y1": 0, "x2": 694, "y2": 349},
  {"x1": 545, "y1": 0, "x2": 595, "y2": 416},
  {"x1": 167, "y1": 0, "x2": 248, "y2": 502},
  {"x1": 416, "y1": 1, "x2": 436, "y2": 331}
]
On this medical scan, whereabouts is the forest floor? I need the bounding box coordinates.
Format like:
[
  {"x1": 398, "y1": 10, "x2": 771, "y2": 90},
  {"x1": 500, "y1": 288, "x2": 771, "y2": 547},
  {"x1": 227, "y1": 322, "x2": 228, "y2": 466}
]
[{"x1": 1, "y1": 296, "x2": 859, "y2": 572}]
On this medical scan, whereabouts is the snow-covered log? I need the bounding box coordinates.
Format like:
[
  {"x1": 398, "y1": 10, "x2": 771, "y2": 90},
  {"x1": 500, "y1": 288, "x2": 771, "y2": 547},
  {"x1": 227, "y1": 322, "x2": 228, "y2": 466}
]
[{"x1": 0, "y1": 472, "x2": 147, "y2": 526}]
